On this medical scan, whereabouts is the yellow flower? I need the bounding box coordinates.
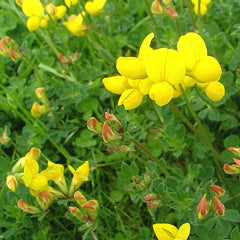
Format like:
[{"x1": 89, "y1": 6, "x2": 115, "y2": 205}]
[
  {"x1": 41, "y1": 161, "x2": 68, "y2": 194},
  {"x1": 65, "y1": 0, "x2": 78, "y2": 8},
  {"x1": 153, "y1": 223, "x2": 191, "y2": 240},
  {"x1": 63, "y1": 13, "x2": 86, "y2": 36},
  {"x1": 116, "y1": 32, "x2": 154, "y2": 79},
  {"x1": 191, "y1": 0, "x2": 211, "y2": 15},
  {"x1": 46, "y1": 3, "x2": 67, "y2": 20},
  {"x1": 102, "y1": 76, "x2": 131, "y2": 94},
  {"x1": 68, "y1": 161, "x2": 89, "y2": 195},
  {"x1": 85, "y1": 0, "x2": 106, "y2": 15},
  {"x1": 203, "y1": 81, "x2": 225, "y2": 102},
  {"x1": 31, "y1": 102, "x2": 48, "y2": 118},
  {"x1": 22, "y1": 0, "x2": 48, "y2": 31}
]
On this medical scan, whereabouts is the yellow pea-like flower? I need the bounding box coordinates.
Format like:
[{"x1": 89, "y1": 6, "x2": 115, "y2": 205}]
[
  {"x1": 204, "y1": 81, "x2": 225, "y2": 101},
  {"x1": 149, "y1": 82, "x2": 174, "y2": 107},
  {"x1": 65, "y1": 0, "x2": 78, "y2": 8},
  {"x1": 63, "y1": 13, "x2": 86, "y2": 36},
  {"x1": 118, "y1": 88, "x2": 144, "y2": 110},
  {"x1": 102, "y1": 76, "x2": 130, "y2": 94},
  {"x1": 85, "y1": 0, "x2": 106, "y2": 15}
]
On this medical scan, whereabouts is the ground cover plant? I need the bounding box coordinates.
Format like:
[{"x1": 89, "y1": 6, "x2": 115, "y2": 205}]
[{"x1": 0, "y1": 0, "x2": 240, "y2": 239}]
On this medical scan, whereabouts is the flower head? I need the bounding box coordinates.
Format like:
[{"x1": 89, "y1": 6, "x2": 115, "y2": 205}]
[
  {"x1": 31, "y1": 102, "x2": 48, "y2": 118},
  {"x1": 153, "y1": 223, "x2": 190, "y2": 240},
  {"x1": 85, "y1": 0, "x2": 106, "y2": 15},
  {"x1": 65, "y1": 0, "x2": 78, "y2": 8},
  {"x1": 63, "y1": 13, "x2": 86, "y2": 36}
]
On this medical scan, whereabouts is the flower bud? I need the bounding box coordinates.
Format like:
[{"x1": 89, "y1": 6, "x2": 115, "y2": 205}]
[
  {"x1": 233, "y1": 158, "x2": 240, "y2": 165},
  {"x1": 69, "y1": 206, "x2": 86, "y2": 220},
  {"x1": 144, "y1": 194, "x2": 161, "y2": 209},
  {"x1": 17, "y1": 199, "x2": 41, "y2": 214},
  {"x1": 228, "y1": 147, "x2": 240, "y2": 158},
  {"x1": 6, "y1": 175, "x2": 18, "y2": 192},
  {"x1": 214, "y1": 197, "x2": 225, "y2": 216},
  {"x1": 9, "y1": 47, "x2": 22, "y2": 61},
  {"x1": 37, "y1": 192, "x2": 53, "y2": 211},
  {"x1": 167, "y1": 6, "x2": 178, "y2": 18},
  {"x1": 59, "y1": 53, "x2": 74, "y2": 64},
  {"x1": 210, "y1": 185, "x2": 225, "y2": 199},
  {"x1": 0, "y1": 39, "x2": 9, "y2": 57},
  {"x1": 87, "y1": 117, "x2": 102, "y2": 134},
  {"x1": 0, "y1": 129, "x2": 10, "y2": 145},
  {"x1": 197, "y1": 193, "x2": 209, "y2": 219},
  {"x1": 81, "y1": 200, "x2": 99, "y2": 227},
  {"x1": 223, "y1": 163, "x2": 240, "y2": 174},
  {"x1": 74, "y1": 191, "x2": 87, "y2": 206},
  {"x1": 105, "y1": 112, "x2": 123, "y2": 135},
  {"x1": 46, "y1": 3, "x2": 57, "y2": 15},
  {"x1": 151, "y1": 0, "x2": 164, "y2": 15},
  {"x1": 31, "y1": 102, "x2": 48, "y2": 118},
  {"x1": 102, "y1": 121, "x2": 122, "y2": 143},
  {"x1": 15, "y1": 0, "x2": 23, "y2": 7},
  {"x1": 35, "y1": 87, "x2": 48, "y2": 104}
]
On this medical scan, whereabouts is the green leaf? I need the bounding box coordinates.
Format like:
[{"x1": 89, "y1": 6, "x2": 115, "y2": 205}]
[
  {"x1": 225, "y1": 209, "x2": 240, "y2": 222},
  {"x1": 224, "y1": 135, "x2": 240, "y2": 148}
]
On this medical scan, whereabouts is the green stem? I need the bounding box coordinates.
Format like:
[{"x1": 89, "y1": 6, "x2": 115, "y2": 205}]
[
  {"x1": 0, "y1": 182, "x2": 6, "y2": 203},
  {"x1": 179, "y1": 84, "x2": 227, "y2": 182},
  {"x1": 186, "y1": 0, "x2": 197, "y2": 29},
  {"x1": 90, "y1": 229, "x2": 98, "y2": 240},
  {"x1": 129, "y1": 138, "x2": 170, "y2": 177},
  {"x1": 143, "y1": 0, "x2": 157, "y2": 27},
  {"x1": 46, "y1": 213, "x2": 76, "y2": 240},
  {"x1": 197, "y1": 0, "x2": 203, "y2": 36},
  {"x1": 149, "y1": 99, "x2": 164, "y2": 126},
  {"x1": 175, "y1": 18, "x2": 181, "y2": 37}
]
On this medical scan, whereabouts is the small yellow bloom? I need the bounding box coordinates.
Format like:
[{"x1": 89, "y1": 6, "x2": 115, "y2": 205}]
[
  {"x1": 191, "y1": 0, "x2": 211, "y2": 15},
  {"x1": 46, "y1": 4, "x2": 67, "y2": 20},
  {"x1": 85, "y1": 0, "x2": 106, "y2": 15},
  {"x1": 65, "y1": 0, "x2": 78, "y2": 8},
  {"x1": 31, "y1": 102, "x2": 48, "y2": 118},
  {"x1": 68, "y1": 161, "x2": 89, "y2": 195},
  {"x1": 116, "y1": 32, "x2": 154, "y2": 79},
  {"x1": 153, "y1": 223, "x2": 191, "y2": 240},
  {"x1": 63, "y1": 13, "x2": 86, "y2": 36},
  {"x1": 203, "y1": 81, "x2": 225, "y2": 102}
]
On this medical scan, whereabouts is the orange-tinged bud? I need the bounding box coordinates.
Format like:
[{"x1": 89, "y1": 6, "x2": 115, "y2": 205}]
[
  {"x1": 223, "y1": 163, "x2": 240, "y2": 174},
  {"x1": 17, "y1": 199, "x2": 41, "y2": 214},
  {"x1": 69, "y1": 206, "x2": 86, "y2": 221},
  {"x1": 167, "y1": 6, "x2": 178, "y2": 18},
  {"x1": 105, "y1": 112, "x2": 123, "y2": 135},
  {"x1": 87, "y1": 117, "x2": 102, "y2": 134},
  {"x1": 210, "y1": 185, "x2": 225, "y2": 198},
  {"x1": 59, "y1": 53, "x2": 74, "y2": 64},
  {"x1": 151, "y1": 0, "x2": 164, "y2": 15},
  {"x1": 35, "y1": 87, "x2": 48, "y2": 104},
  {"x1": 15, "y1": 0, "x2": 23, "y2": 7},
  {"x1": 6, "y1": 175, "x2": 18, "y2": 192},
  {"x1": 197, "y1": 193, "x2": 209, "y2": 219},
  {"x1": 37, "y1": 192, "x2": 53, "y2": 211},
  {"x1": 144, "y1": 194, "x2": 161, "y2": 209},
  {"x1": 9, "y1": 47, "x2": 22, "y2": 61},
  {"x1": 81, "y1": 200, "x2": 99, "y2": 227},
  {"x1": 0, "y1": 39, "x2": 9, "y2": 57},
  {"x1": 0, "y1": 129, "x2": 10, "y2": 145},
  {"x1": 233, "y1": 158, "x2": 240, "y2": 166},
  {"x1": 102, "y1": 121, "x2": 122, "y2": 143},
  {"x1": 228, "y1": 147, "x2": 240, "y2": 158},
  {"x1": 46, "y1": 3, "x2": 57, "y2": 15},
  {"x1": 214, "y1": 197, "x2": 225, "y2": 216},
  {"x1": 31, "y1": 102, "x2": 48, "y2": 118},
  {"x1": 74, "y1": 191, "x2": 87, "y2": 206}
]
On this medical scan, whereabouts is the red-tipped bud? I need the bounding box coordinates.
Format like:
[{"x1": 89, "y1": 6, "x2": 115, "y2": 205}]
[
  {"x1": 17, "y1": 199, "x2": 41, "y2": 214},
  {"x1": 46, "y1": 3, "x2": 57, "y2": 15},
  {"x1": 35, "y1": 87, "x2": 48, "y2": 104},
  {"x1": 151, "y1": 0, "x2": 164, "y2": 15},
  {"x1": 0, "y1": 39, "x2": 9, "y2": 56},
  {"x1": 59, "y1": 53, "x2": 74, "y2": 64},
  {"x1": 81, "y1": 200, "x2": 99, "y2": 227},
  {"x1": 74, "y1": 191, "x2": 87, "y2": 206},
  {"x1": 9, "y1": 47, "x2": 22, "y2": 61},
  {"x1": 31, "y1": 102, "x2": 48, "y2": 118},
  {"x1": 37, "y1": 192, "x2": 53, "y2": 211},
  {"x1": 167, "y1": 6, "x2": 178, "y2": 18},
  {"x1": 105, "y1": 112, "x2": 123, "y2": 135},
  {"x1": 223, "y1": 164, "x2": 240, "y2": 174},
  {"x1": 228, "y1": 147, "x2": 240, "y2": 158},
  {"x1": 210, "y1": 185, "x2": 225, "y2": 199},
  {"x1": 144, "y1": 194, "x2": 161, "y2": 209},
  {"x1": 6, "y1": 175, "x2": 18, "y2": 192},
  {"x1": 233, "y1": 158, "x2": 240, "y2": 166},
  {"x1": 0, "y1": 129, "x2": 10, "y2": 145},
  {"x1": 102, "y1": 121, "x2": 122, "y2": 143},
  {"x1": 197, "y1": 193, "x2": 209, "y2": 219},
  {"x1": 87, "y1": 117, "x2": 102, "y2": 134},
  {"x1": 214, "y1": 197, "x2": 225, "y2": 216}
]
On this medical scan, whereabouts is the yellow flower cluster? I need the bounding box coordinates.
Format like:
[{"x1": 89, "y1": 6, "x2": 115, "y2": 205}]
[
  {"x1": 18, "y1": 0, "x2": 107, "y2": 35},
  {"x1": 191, "y1": 0, "x2": 211, "y2": 15},
  {"x1": 6, "y1": 147, "x2": 89, "y2": 213},
  {"x1": 103, "y1": 32, "x2": 224, "y2": 110}
]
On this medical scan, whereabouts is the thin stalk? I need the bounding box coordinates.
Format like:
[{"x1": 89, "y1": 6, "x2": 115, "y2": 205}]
[
  {"x1": 0, "y1": 182, "x2": 5, "y2": 203},
  {"x1": 90, "y1": 229, "x2": 98, "y2": 240},
  {"x1": 175, "y1": 18, "x2": 181, "y2": 37},
  {"x1": 46, "y1": 213, "x2": 76, "y2": 240},
  {"x1": 179, "y1": 84, "x2": 228, "y2": 184},
  {"x1": 129, "y1": 138, "x2": 170, "y2": 177},
  {"x1": 143, "y1": 0, "x2": 157, "y2": 27},
  {"x1": 197, "y1": 0, "x2": 203, "y2": 36},
  {"x1": 186, "y1": 0, "x2": 197, "y2": 29},
  {"x1": 149, "y1": 99, "x2": 164, "y2": 126}
]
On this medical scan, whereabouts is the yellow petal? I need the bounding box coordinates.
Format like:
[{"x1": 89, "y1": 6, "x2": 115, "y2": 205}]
[
  {"x1": 149, "y1": 82, "x2": 174, "y2": 106},
  {"x1": 146, "y1": 48, "x2": 185, "y2": 85},
  {"x1": 138, "y1": 32, "x2": 154, "y2": 61},
  {"x1": 182, "y1": 76, "x2": 196, "y2": 89},
  {"x1": 138, "y1": 78, "x2": 154, "y2": 95},
  {"x1": 55, "y1": 6, "x2": 67, "y2": 19},
  {"x1": 128, "y1": 79, "x2": 141, "y2": 88},
  {"x1": 29, "y1": 174, "x2": 48, "y2": 196},
  {"x1": 175, "y1": 223, "x2": 191, "y2": 240},
  {"x1": 153, "y1": 223, "x2": 178, "y2": 240},
  {"x1": 85, "y1": 2, "x2": 100, "y2": 15},
  {"x1": 102, "y1": 76, "x2": 130, "y2": 94},
  {"x1": 177, "y1": 32, "x2": 207, "y2": 71},
  {"x1": 204, "y1": 81, "x2": 225, "y2": 101},
  {"x1": 76, "y1": 161, "x2": 89, "y2": 180},
  {"x1": 191, "y1": 56, "x2": 222, "y2": 83},
  {"x1": 194, "y1": 3, "x2": 208, "y2": 15},
  {"x1": 95, "y1": 0, "x2": 107, "y2": 9},
  {"x1": 116, "y1": 57, "x2": 146, "y2": 79},
  {"x1": 22, "y1": 0, "x2": 44, "y2": 17},
  {"x1": 191, "y1": 0, "x2": 211, "y2": 5},
  {"x1": 27, "y1": 16, "x2": 41, "y2": 31},
  {"x1": 118, "y1": 89, "x2": 143, "y2": 110},
  {"x1": 23, "y1": 159, "x2": 39, "y2": 187}
]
